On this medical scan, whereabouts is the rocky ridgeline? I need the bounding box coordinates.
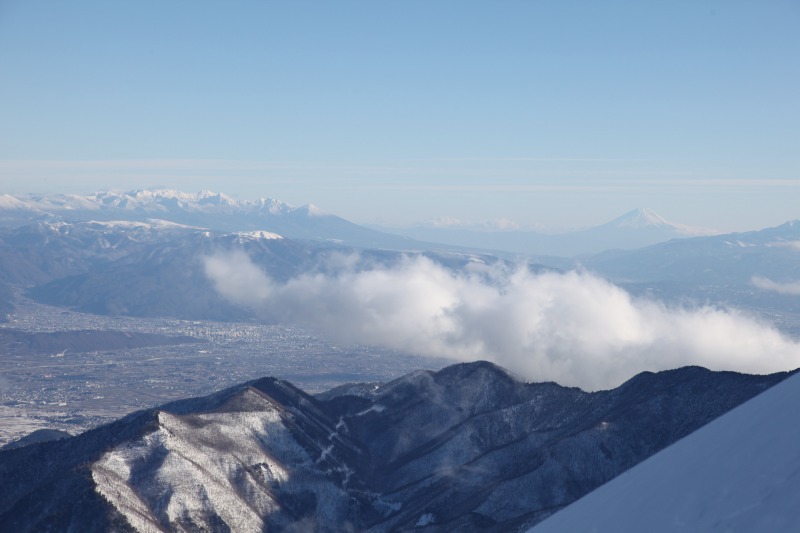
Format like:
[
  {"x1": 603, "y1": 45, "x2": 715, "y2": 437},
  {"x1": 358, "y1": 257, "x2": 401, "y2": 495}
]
[{"x1": 0, "y1": 361, "x2": 791, "y2": 532}]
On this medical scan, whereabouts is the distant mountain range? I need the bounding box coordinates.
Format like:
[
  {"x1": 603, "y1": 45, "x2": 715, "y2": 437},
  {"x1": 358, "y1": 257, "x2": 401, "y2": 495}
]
[
  {"x1": 585, "y1": 219, "x2": 800, "y2": 285},
  {"x1": 583, "y1": 219, "x2": 800, "y2": 320},
  {"x1": 530, "y1": 362, "x2": 800, "y2": 533},
  {"x1": 0, "y1": 198, "x2": 797, "y2": 324},
  {"x1": 0, "y1": 361, "x2": 791, "y2": 532},
  {"x1": 373, "y1": 207, "x2": 718, "y2": 256},
  {"x1": 13, "y1": 222, "x2": 497, "y2": 321},
  {"x1": 0, "y1": 190, "x2": 716, "y2": 256},
  {"x1": 0, "y1": 189, "x2": 420, "y2": 251},
  {"x1": 22, "y1": 225, "x2": 321, "y2": 321},
  {"x1": 0, "y1": 219, "x2": 196, "y2": 285}
]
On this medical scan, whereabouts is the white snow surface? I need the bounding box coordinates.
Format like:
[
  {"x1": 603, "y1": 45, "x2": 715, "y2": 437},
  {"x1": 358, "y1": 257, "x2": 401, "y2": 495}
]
[
  {"x1": 86, "y1": 218, "x2": 199, "y2": 230},
  {"x1": 92, "y1": 388, "x2": 317, "y2": 532},
  {"x1": 0, "y1": 194, "x2": 28, "y2": 209},
  {"x1": 4, "y1": 189, "x2": 320, "y2": 218},
  {"x1": 529, "y1": 370, "x2": 800, "y2": 533},
  {"x1": 608, "y1": 207, "x2": 715, "y2": 235},
  {"x1": 415, "y1": 513, "x2": 436, "y2": 526},
  {"x1": 612, "y1": 207, "x2": 672, "y2": 229},
  {"x1": 303, "y1": 203, "x2": 326, "y2": 217},
  {"x1": 233, "y1": 230, "x2": 284, "y2": 241}
]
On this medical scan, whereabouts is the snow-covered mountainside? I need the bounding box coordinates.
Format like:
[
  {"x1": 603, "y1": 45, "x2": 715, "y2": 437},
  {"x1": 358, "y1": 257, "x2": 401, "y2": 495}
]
[
  {"x1": 0, "y1": 361, "x2": 792, "y2": 532},
  {"x1": 0, "y1": 189, "x2": 420, "y2": 249},
  {"x1": 530, "y1": 366, "x2": 800, "y2": 533},
  {"x1": 1, "y1": 191, "x2": 722, "y2": 256},
  {"x1": 0, "y1": 219, "x2": 197, "y2": 286},
  {"x1": 21, "y1": 226, "x2": 313, "y2": 321}
]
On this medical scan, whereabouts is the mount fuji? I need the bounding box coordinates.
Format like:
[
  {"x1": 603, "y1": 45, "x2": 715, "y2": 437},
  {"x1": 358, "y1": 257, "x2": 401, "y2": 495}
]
[
  {"x1": 374, "y1": 208, "x2": 717, "y2": 257},
  {"x1": 596, "y1": 207, "x2": 710, "y2": 234},
  {"x1": 0, "y1": 191, "x2": 716, "y2": 256},
  {"x1": 573, "y1": 207, "x2": 717, "y2": 253}
]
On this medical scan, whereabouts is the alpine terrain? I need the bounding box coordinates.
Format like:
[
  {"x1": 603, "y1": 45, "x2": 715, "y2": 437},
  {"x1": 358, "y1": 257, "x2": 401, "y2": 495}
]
[
  {"x1": 0, "y1": 361, "x2": 791, "y2": 532},
  {"x1": 531, "y1": 366, "x2": 800, "y2": 532}
]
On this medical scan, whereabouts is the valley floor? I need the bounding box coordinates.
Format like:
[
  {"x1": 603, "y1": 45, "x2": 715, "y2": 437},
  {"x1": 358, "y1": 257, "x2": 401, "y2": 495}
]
[{"x1": 0, "y1": 294, "x2": 449, "y2": 446}]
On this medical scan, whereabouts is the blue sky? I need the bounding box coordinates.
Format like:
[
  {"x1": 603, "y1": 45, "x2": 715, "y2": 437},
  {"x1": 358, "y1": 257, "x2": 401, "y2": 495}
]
[{"x1": 0, "y1": 0, "x2": 797, "y2": 231}]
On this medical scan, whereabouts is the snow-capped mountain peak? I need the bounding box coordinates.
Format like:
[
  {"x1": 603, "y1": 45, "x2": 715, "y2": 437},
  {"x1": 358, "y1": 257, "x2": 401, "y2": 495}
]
[
  {"x1": 298, "y1": 203, "x2": 326, "y2": 217},
  {"x1": 0, "y1": 194, "x2": 28, "y2": 209},
  {"x1": 600, "y1": 207, "x2": 717, "y2": 237},
  {"x1": 0, "y1": 189, "x2": 410, "y2": 247},
  {"x1": 196, "y1": 190, "x2": 238, "y2": 206},
  {"x1": 253, "y1": 197, "x2": 289, "y2": 215},
  {"x1": 610, "y1": 207, "x2": 672, "y2": 229}
]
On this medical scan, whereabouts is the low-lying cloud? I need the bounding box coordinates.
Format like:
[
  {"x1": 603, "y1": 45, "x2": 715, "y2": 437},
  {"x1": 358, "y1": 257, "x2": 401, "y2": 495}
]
[
  {"x1": 205, "y1": 252, "x2": 800, "y2": 390},
  {"x1": 767, "y1": 240, "x2": 800, "y2": 251},
  {"x1": 752, "y1": 276, "x2": 800, "y2": 296}
]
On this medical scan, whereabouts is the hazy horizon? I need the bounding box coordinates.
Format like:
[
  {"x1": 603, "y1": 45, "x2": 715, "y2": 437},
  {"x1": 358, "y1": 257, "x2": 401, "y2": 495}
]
[
  {"x1": 1, "y1": 1, "x2": 798, "y2": 232},
  {"x1": 0, "y1": 186, "x2": 742, "y2": 233}
]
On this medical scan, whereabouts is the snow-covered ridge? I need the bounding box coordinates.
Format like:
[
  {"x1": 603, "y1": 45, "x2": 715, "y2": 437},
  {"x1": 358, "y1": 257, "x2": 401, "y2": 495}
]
[
  {"x1": 0, "y1": 194, "x2": 28, "y2": 209},
  {"x1": 90, "y1": 384, "x2": 366, "y2": 531},
  {"x1": 32, "y1": 219, "x2": 201, "y2": 237},
  {"x1": 0, "y1": 363, "x2": 792, "y2": 531},
  {"x1": 303, "y1": 203, "x2": 326, "y2": 217},
  {"x1": 232, "y1": 230, "x2": 283, "y2": 241},
  {"x1": 0, "y1": 188, "x2": 395, "y2": 248},
  {"x1": 92, "y1": 390, "x2": 310, "y2": 532},
  {"x1": 1, "y1": 189, "x2": 320, "y2": 218},
  {"x1": 90, "y1": 189, "x2": 290, "y2": 213},
  {"x1": 611, "y1": 207, "x2": 672, "y2": 229},
  {"x1": 86, "y1": 218, "x2": 201, "y2": 230},
  {"x1": 606, "y1": 207, "x2": 716, "y2": 236}
]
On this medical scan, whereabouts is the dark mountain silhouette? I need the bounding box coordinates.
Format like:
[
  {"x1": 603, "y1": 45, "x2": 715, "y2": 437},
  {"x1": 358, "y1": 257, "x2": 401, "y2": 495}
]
[{"x1": 0, "y1": 361, "x2": 791, "y2": 532}]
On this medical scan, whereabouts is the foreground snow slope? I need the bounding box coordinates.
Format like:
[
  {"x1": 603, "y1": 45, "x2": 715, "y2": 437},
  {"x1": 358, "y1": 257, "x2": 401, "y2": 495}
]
[{"x1": 530, "y1": 369, "x2": 800, "y2": 533}]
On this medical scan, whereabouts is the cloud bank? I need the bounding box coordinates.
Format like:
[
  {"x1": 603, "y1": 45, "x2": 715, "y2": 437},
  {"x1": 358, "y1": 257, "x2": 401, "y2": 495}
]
[
  {"x1": 205, "y1": 252, "x2": 800, "y2": 390},
  {"x1": 752, "y1": 276, "x2": 800, "y2": 296}
]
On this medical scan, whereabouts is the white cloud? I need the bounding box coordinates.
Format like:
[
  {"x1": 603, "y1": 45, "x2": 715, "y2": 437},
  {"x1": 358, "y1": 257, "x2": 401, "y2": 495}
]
[
  {"x1": 426, "y1": 216, "x2": 522, "y2": 230},
  {"x1": 752, "y1": 276, "x2": 800, "y2": 296},
  {"x1": 766, "y1": 241, "x2": 800, "y2": 251},
  {"x1": 205, "y1": 253, "x2": 800, "y2": 391},
  {"x1": 203, "y1": 251, "x2": 274, "y2": 303}
]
